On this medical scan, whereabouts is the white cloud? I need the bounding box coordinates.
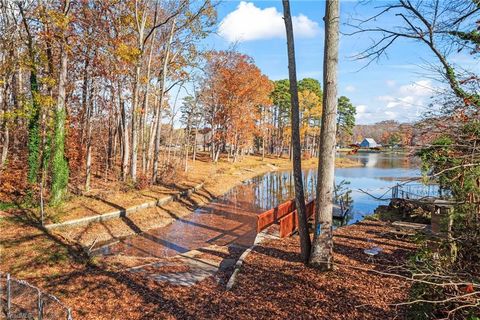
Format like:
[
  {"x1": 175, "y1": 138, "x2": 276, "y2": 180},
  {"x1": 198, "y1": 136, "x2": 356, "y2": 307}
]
[
  {"x1": 345, "y1": 85, "x2": 356, "y2": 93},
  {"x1": 356, "y1": 105, "x2": 367, "y2": 114},
  {"x1": 354, "y1": 104, "x2": 369, "y2": 122},
  {"x1": 384, "y1": 111, "x2": 397, "y2": 119},
  {"x1": 377, "y1": 95, "x2": 394, "y2": 102},
  {"x1": 398, "y1": 80, "x2": 434, "y2": 97},
  {"x1": 218, "y1": 2, "x2": 320, "y2": 42},
  {"x1": 354, "y1": 79, "x2": 437, "y2": 124},
  {"x1": 292, "y1": 15, "x2": 320, "y2": 38},
  {"x1": 366, "y1": 79, "x2": 435, "y2": 122},
  {"x1": 386, "y1": 80, "x2": 396, "y2": 87}
]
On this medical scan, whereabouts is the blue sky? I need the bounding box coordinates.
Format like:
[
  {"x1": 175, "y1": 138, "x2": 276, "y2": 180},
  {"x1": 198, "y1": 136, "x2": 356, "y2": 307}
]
[{"x1": 200, "y1": 0, "x2": 478, "y2": 125}]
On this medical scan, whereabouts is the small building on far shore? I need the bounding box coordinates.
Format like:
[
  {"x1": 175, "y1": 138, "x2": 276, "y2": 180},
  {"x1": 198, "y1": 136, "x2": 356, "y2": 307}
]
[{"x1": 359, "y1": 138, "x2": 378, "y2": 148}]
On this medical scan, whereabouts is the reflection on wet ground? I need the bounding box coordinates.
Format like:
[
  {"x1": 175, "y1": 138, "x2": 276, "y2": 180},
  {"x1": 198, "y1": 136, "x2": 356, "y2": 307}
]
[
  {"x1": 102, "y1": 153, "x2": 421, "y2": 258},
  {"x1": 102, "y1": 193, "x2": 260, "y2": 258}
]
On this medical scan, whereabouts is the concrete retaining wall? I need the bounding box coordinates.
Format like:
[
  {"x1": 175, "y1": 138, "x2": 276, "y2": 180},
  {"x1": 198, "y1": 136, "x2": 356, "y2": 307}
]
[{"x1": 45, "y1": 182, "x2": 204, "y2": 230}]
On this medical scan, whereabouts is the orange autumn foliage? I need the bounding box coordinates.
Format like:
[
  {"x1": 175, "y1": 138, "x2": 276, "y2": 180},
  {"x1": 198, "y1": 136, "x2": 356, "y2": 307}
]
[{"x1": 200, "y1": 51, "x2": 273, "y2": 152}]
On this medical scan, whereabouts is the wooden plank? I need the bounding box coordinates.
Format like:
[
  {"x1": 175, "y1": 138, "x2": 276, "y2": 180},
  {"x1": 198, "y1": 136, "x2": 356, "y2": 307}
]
[
  {"x1": 257, "y1": 208, "x2": 275, "y2": 232},
  {"x1": 256, "y1": 199, "x2": 296, "y2": 232},
  {"x1": 278, "y1": 199, "x2": 349, "y2": 238},
  {"x1": 391, "y1": 221, "x2": 428, "y2": 230},
  {"x1": 257, "y1": 198, "x2": 316, "y2": 236},
  {"x1": 279, "y1": 210, "x2": 298, "y2": 238},
  {"x1": 306, "y1": 200, "x2": 315, "y2": 218},
  {"x1": 279, "y1": 200, "x2": 316, "y2": 238}
]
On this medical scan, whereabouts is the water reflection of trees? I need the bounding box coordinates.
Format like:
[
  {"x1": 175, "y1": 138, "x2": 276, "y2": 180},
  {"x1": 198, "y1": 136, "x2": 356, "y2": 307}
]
[
  {"x1": 219, "y1": 153, "x2": 420, "y2": 227},
  {"x1": 229, "y1": 170, "x2": 354, "y2": 215},
  {"x1": 338, "y1": 152, "x2": 419, "y2": 169}
]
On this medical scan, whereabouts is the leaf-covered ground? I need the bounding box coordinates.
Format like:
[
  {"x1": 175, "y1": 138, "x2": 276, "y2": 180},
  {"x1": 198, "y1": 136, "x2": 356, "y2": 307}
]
[{"x1": 1, "y1": 216, "x2": 417, "y2": 319}]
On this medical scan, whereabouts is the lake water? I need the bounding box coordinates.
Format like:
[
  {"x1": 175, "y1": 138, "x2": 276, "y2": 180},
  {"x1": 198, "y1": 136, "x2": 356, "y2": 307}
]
[
  {"x1": 101, "y1": 152, "x2": 420, "y2": 258},
  {"x1": 239, "y1": 152, "x2": 420, "y2": 225},
  {"x1": 334, "y1": 152, "x2": 420, "y2": 223}
]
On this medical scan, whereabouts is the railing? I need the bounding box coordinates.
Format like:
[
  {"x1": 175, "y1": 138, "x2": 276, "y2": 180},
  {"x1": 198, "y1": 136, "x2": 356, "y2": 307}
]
[
  {"x1": 0, "y1": 272, "x2": 73, "y2": 320},
  {"x1": 392, "y1": 183, "x2": 451, "y2": 201},
  {"x1": 256, "y1": 197, "x2": 348, "y2": 238}
]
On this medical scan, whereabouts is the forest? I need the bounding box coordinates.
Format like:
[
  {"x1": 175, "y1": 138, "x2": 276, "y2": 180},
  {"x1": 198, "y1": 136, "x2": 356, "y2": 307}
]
[{"x1": 0, "y1": 0, "x2": 357, "y2": 206}]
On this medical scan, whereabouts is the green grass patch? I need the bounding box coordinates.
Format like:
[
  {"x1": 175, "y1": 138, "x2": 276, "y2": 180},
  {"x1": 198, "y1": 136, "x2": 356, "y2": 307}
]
[{"x1": 0, "y1": 202, "x2": 17, "y2": 211}]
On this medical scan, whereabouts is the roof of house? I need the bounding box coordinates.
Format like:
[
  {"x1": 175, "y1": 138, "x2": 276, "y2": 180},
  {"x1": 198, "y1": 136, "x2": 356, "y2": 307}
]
[{"x1": 363, "y1": 138, "x2": 377, "y2": 144}]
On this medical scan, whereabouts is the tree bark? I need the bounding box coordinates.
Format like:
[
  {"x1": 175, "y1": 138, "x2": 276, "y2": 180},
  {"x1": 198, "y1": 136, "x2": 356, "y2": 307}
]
[
  {"x1": 50, "y1": 40, "x2": 70, "y2": 205},
  {"x1": 193, "y1": 127, "x2": 198, "y2": 162},
  {"x1": 140, "y1": 29, "x2": 156, "y2": 174},
  {"x1": 130, "y1": 61, "x2": 140, "y2": 182},
  {"x1": 282, "y1": 0, "x2": 311, "y2": 263},
  {"x1": 85, "y1": 85, "x2": 94, "y2": 191},
  {"x1": 19, "y1": 3, "x2": 41, "y2": 185},
  {"x1": 309, "y1": 0, "x2": 340, "y2": 270},
  {"x1": 0, "y1": 87, "x2": 8, "y2": 169},
  {"x1": 152, "y1": 19, "x2": 175, "y2": 182},
  {"x1": 130, "y1": 0, "x2": 148, "y2": 183},
  {"x1": 120, "y1": 96, "x2": 129, "y2": 181},
  {"x1": 80, "y1": 54, "x2": 89, "y2": 153}
]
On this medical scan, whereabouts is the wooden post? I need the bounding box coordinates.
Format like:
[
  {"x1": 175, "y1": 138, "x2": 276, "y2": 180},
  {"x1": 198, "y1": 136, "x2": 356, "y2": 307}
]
[
  {"x1": 431, "y1": 206, "x2": 442, "y2": 234},
  {"x1": 446, "y1": 207, "x2": 457, "y2": 263}
]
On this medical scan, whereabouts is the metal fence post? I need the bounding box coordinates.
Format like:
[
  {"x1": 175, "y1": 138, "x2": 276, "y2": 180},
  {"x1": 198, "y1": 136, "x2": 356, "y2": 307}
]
[
  {"x1": 37, "y1": 288, "x2": 43, "y2": 320},
  {"x1": 6, "y1": 273, "x2": 10, "y2": 317}
]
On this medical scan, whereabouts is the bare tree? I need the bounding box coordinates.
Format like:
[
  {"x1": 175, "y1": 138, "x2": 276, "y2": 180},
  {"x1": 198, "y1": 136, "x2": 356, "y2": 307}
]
[
  {"x1": 282, "y1": 0, "x2": 311, "y2": 263},
  {"x1": 310, "y1": 0, "x2": 340, "y2": 270},
  {"x1": 152, "y1": 17, "x2": 176, "y2": 182},
  {"x1": 347, "y1": 0, "x2": 480, "y2": 107}
]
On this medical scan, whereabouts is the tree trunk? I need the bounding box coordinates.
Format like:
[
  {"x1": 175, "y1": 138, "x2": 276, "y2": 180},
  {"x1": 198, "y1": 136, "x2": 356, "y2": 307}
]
[
  {"x1": 309, "y1": 0, "x2": 340, "y2": 270},
  {"x1": 85, "y1": 85, "x2": 94, "y2": 192},
  {"x1": 140, "y1": 30, "x2": 156, "y2": 174},
  {"x1": 50, "y1": 43, "x2": 69, "y2": 205},
  {"x1": 19, "y1": 4, "x2": 41, "y2": 185},
  {"x1": 282, "y1": 0, "x2": 311, "y2": 263},
  {"x1": 130, "y1": 62, "x2": 140, "y2": 182},
  {"x1": 146, "y1": 93, "x2": 158, "y2": 170},
  {"x1": 1, "y1": 79, "x2": 8, "y2": 169},
  {"x1": 130, "y1": 1, "x2": 149, "y2": 183},
  {"x1": 0, "y1": 125, "x2": 8, "y2": 170},
  {"x1": 120, "y1": 98, "x2": 129, "y2": 182},
  {"x1": 193, "y1": 127, "x2": 198, "y2": 163},
  {"x1": 152, "y1": 19, "x2": 175, "y2": 182}
]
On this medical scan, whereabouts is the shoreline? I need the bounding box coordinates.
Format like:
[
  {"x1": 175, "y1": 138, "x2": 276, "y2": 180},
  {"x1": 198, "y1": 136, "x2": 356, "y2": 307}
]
[{"x1": 47, "y1": 155, "x2": 360, "y2": 248}]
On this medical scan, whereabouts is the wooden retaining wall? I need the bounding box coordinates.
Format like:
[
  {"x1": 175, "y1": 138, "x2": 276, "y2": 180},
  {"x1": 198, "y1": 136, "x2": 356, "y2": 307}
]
[
  {"x1": 256, "y1": 199, "x2": 316, "y2": 238},
  {"x1": 256, "y1": 199, "x2": 296, "y2": 232},
  {"x1": 279, "y1": 200, "x2": 315, "y2": 238}
]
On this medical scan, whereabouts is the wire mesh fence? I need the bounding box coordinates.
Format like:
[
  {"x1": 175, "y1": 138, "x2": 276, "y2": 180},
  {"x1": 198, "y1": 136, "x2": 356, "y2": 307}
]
[{"x1": 0, "y1": 273, "x2": 72, "y2": 320}]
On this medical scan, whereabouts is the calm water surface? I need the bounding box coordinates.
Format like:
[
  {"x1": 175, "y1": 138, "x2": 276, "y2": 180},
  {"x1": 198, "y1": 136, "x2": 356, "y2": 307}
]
[
  {"x1": 102, "y1": 152, "x2": 419, "y2": 258},
  {"x1": 245, "y1": 152, "x2": 420, "y2": 224}
]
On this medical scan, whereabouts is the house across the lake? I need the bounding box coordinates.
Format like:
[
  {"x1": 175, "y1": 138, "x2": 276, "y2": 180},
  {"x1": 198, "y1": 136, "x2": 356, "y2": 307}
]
[{"x1": 359, "y1": 138, "x2": 378, "y2": 148}]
